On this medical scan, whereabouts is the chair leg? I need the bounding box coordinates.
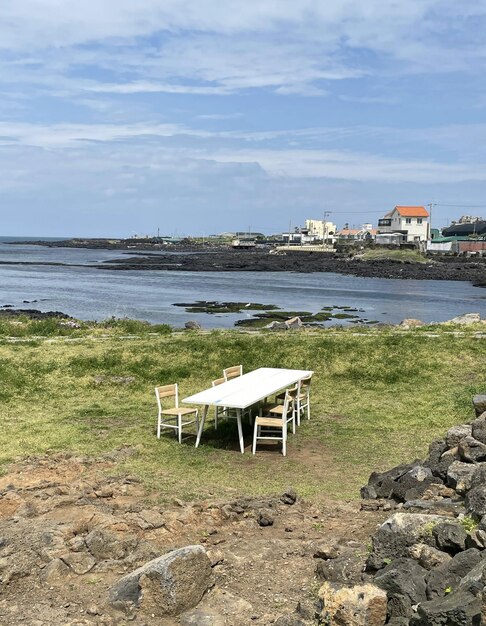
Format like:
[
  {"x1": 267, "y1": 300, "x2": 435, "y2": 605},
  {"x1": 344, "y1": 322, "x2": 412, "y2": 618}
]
[
  {"x1": 237, "y1": 410, "x2": 244, "y2": 454},
  {"x1": 307, "y1": 395, "x2": 311, "y2": 420},
  {"x1": 214, "y1": 406, "x2": 218, "y2": 430},
  {"x1": 157, "y1": 412, "x2": 161, "y2": 439},
  {"x1": 252, "y1": 423, "x2": 258, "y2": 454},
  {"x1": 195, "y1": 409, "x2": 199, "y2": 434},
  {"x1": 178, "y1": 415, "x2": 182, "y2": 444},
  {"x1": 282, "y1": 428, "x2": 287, "y2": 457}
]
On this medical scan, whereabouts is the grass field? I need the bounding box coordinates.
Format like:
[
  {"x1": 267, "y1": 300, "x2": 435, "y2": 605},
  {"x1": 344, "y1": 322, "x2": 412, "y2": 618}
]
[
  {"x1": 360, "y1": 248, "x2": 428, "y2": 263},
  {"x1": 0, "y1": 316, "x2": 485, "y2": 502}
]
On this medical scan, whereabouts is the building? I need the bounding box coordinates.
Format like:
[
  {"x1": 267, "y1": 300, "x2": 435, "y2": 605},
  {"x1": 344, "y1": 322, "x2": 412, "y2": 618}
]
[
  {"x1": 377, "y1": 206, "x2": 429, "y2": 242},
  {"x1": 305, "y1": 219, "x2": 337, "y2": 240},
  {"x1": 335, "y1": 224, "x2": 377, "y2": 241}
]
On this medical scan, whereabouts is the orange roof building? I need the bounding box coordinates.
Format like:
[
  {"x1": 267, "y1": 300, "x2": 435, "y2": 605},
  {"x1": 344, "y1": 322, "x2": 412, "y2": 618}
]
[{"x1": 386, "y1": 206, "x2": 429, "y2": 218}]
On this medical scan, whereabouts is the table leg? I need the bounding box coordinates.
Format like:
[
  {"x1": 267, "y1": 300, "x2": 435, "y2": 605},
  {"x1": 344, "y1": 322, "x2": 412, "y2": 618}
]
[
  {"x1": 237, "y1": 409, "x2": 244, "y2": 454},
  {"x1": 195, "y1": 405, "x2": 209, "y2": 448}
]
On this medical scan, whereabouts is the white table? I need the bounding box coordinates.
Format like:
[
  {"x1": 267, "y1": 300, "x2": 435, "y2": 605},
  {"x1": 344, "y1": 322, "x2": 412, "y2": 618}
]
[{"x1": 183, "y1": 367, "x2": 313, "y2": 453}]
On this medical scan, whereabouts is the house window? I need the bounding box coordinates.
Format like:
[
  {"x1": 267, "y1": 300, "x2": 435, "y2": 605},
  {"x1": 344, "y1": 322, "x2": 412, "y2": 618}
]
[
  {"x1": 417, "y1": 218, "x2": 423, "y2": 224},
  {"x1": 405, "y1": 218, "x2": 412, "y2": 224}
]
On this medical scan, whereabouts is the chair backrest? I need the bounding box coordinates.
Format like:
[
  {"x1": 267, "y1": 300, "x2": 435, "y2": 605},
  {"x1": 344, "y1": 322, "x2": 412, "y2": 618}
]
[
  {"x1": 283, "y1": 385, "x2": 299, "y2": 418},
  {"x1": 223, "y1": 365, "x2": 242, "y2": 381},
  {"x1": 155, "y1": 383, "x2": 178, "y2": 410},
  {"x1": 300, "y1": 375, "x2": 312, "y2": 392},
  {"x1": 212, "y1": 377, "x2": 226, "y2": 387}
]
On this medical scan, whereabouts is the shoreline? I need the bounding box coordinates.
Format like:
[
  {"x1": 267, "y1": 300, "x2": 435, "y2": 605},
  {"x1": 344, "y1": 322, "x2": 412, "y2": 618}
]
[{"x1": 3, "y1": 239, "x2": 486, "y2": 286}]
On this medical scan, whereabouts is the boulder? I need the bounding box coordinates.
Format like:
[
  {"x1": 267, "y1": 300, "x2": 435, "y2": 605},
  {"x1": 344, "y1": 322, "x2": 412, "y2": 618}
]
[
  {"x1": 465, "y1": 485, "x2": 486, "y2": 519},
  {"x1": 316, "y1": 551, "x2": 366, "y2": 585},
  {"x1": 432, "y1": 521, "x2": 467, "y2": 554},
  {"x1": 471, "y1": 416, "x2": 486, "y2": 444},
  {"x1": 386, "y1": 594, "x2": 412, "y2": 621},
  {"x1": 109, "y1": 545, "x2": 211, "y2": 617},
  {"x1": 363, "y1": 463, "x2": 418, "y2": 500},
  {"x1": 445, "y1": 424, "x2": 472, "y2": 448},
  {"x1": 85, "y1": 529, "x2": 137, "y2": 561},
  {"x1": 374, "y1": 558, "x2": 427, "y2": 605},
  {"x1": 257, "y1": 510, "x2": 274, "y2": 527},
  {"x1": 423, "y1": 439, "x2": 447, "y2": 478},
  {"x1": 61, "y1": 551, "x2": 96, "y2": 575},
  {"x1": 408, "y1": 544, "x2": 451, "y2": 570},
  {"x1": 465, "y1": 528, "x2": 486, "y2": 550},
  {"x1": 391, "y1": 466, "x2": 441, "y2": 503},
  {"x1": 446, "y1": 461, "x2": 477, "y2": 495},
  {"x1": 280, "y1": 488, "x2": 297, "y2": 505},
  {"x1": 319, "y1": 582, "x2": 387, "y2": 626},
  {"x1": 40, "y1": 558, "x2": 71, "y2": 583},
  {"x1": 448, "y1": 313, "x2": 481, "y2": 325},
  {"x1": 185, "y1": 321, "x2": 202, "y2": 330},
  {"x1": 472, "y1": 395, "x2": 486, "y2": 417},
  {"x1": 425, "y1": 548, "x2": 481, "y2": 599},
  {"x1": 458, "y1": 436, "x2": 486, "y2": 462},
  {"x1": 367, "y1": 514, "x2": 449, "y2": 571},
  {"x1": 410, "y1": 589, "x2": 481, "y2": 626}
]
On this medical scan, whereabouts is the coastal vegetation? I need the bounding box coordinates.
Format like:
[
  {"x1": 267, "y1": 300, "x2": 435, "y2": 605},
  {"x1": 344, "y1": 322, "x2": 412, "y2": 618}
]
[{"x1": 0, "y1": 316, "x2": 485, "y2": 502}]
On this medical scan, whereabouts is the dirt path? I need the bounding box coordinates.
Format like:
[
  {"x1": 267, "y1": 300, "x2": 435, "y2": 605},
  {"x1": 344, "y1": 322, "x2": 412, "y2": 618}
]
[{"x1": 0, "y1": 450, "x2": 387, "y2": 625}]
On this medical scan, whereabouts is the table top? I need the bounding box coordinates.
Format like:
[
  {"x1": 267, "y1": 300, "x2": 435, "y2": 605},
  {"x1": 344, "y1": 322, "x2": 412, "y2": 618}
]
[{"x1": 182, "y1": 367, "x2": 313, "y2": 409}]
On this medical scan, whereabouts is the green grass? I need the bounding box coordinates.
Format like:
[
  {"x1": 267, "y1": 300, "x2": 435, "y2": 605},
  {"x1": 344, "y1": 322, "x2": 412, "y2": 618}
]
[
  {"x1": 361, "y1": 248, "x2": 428, "y2": 263},
  {"x1": 0, "y1": 319, "x2": 485, "y2": 502}
]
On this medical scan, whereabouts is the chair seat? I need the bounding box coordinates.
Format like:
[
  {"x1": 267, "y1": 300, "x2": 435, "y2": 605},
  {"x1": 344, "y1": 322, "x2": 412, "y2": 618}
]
[
  {"x1": 161, "y1": 407, "x2": 197, "y2": 416},
  {"x1": 276, "y1": 391, "x2": 306, "y2": 400},
  {"x1": 261, "y1": 403, "x2": 284, "y2": 415},
  {"x1": 255, "y1": 416, "x2": 284, "y2": 427}
]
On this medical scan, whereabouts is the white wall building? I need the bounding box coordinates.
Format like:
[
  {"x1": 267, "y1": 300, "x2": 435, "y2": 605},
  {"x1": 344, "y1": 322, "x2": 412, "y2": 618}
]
[
  {"x1": 305, "y1": 219, "x2": 336, "y2": 240},
  {"x1": 377, "y1": 206, "x2": 429, "y2": 242}
]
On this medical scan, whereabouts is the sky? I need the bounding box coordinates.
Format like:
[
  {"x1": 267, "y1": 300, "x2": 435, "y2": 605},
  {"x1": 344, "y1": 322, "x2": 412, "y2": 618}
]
[{"x1": 2, "y1": 1, "x2": 486, "y2": 237}]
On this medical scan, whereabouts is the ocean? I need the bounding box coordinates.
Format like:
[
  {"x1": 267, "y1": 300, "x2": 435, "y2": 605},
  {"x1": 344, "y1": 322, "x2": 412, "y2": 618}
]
[{"x1": 0, "y1": 241, "x2": 484, "y2": 328}]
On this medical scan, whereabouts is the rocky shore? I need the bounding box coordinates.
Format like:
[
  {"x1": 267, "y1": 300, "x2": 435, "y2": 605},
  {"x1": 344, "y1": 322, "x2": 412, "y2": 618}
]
[
  {"x1": 5, "y1": 240, "x2": 486, "y2": 285},
  {"x1": 98, "y1": 250, "x2": 486, "y2": 287}
]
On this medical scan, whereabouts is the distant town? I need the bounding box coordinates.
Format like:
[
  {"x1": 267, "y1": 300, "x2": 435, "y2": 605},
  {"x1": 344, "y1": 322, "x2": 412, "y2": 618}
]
[{"x1": 131, "y1": 205, "x2": 486, "y2": 257}]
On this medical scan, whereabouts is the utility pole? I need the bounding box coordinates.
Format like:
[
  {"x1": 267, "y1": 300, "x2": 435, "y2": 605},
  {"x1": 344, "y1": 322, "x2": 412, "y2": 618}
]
[
  {"x1": 323, "y1": 211, "x2": 331, "y2": 247},
  {"x1": 427, "y1": 203, "x2": 437, "y2": 240}
]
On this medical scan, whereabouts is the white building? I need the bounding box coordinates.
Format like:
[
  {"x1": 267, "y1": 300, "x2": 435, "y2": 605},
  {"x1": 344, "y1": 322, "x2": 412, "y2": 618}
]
[
  {"x1": 305, "y1": 219, "x2": 337, "y2": 240},
  {"x1": 377, "y1": 206, "x2": 429, "y2": 242}
]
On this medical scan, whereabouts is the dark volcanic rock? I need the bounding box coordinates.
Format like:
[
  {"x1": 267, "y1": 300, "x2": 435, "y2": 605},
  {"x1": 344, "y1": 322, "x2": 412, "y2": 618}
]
[
  {"x1": 425, "y1": 548, "x2": 481, "y2": 599},
  {"x1": 432, "y1": 521, "x2": 467, "y2": 554},
  {"x1": 315, "y1": 551, "x2": 366, "y2": 585},
  {"x1": 0, "y1": 308, "x2": 72, "y2": 320},
  {"x1": 411, "y1": 589, "x2": 481, "y2": 626},
  {"x1": 471, "y1": 416, "x2": 486, "y2": 444},
  {"x1": 472, "y1": 395, "x2": 486, "y2": 417},
  {"x1": 465, "y1": 485, "x2": 486, "y2": 519},
  {"x1": 374, "y1": 558, "x2": 427, "y2": 605},
  {"x1": 446, "y1": 424, "x2": 472, "y2": 448},
  {"x1": 367, "y1": 514, "x2": 447, "y2": 571},
  {"x1": 446, "y1": 461, "x2": 477, "y2": 495},
  {"x1": 362, "y1": 463, "x2": 419, "y2": 500},
  {"x1": 458, "y1": 436, "x2": 486, "y2": 462}
]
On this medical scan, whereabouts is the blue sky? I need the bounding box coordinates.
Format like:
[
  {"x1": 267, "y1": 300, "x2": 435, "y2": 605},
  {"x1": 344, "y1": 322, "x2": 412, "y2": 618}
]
[{"x1": 2, "y1": 1, "x2": 486, "y2": 237}]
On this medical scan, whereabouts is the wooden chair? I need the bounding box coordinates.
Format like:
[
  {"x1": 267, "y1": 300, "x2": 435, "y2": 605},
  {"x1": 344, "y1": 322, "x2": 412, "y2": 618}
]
[
  {"x1": 213, "y1": 376, "x2": 252, "y2": 426},
  {"x1": 274, "y1": 374, "x2": 313, "y2": 426},
  {"x1": 212, "y1": 377, "x2": 232, "y2": 429},
  {"x1": 155, "y1": 384, "x2": 199, "y2": 443},
  {"x1": 223, "y1": 365, "x2": 242, "y2": 381},
  {"x1": 252, "y1": 386, "x2": 298, "y2": 456}
]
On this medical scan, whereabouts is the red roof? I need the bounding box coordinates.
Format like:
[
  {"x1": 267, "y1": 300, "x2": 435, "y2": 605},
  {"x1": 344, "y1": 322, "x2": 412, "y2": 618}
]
[{"x1": 394, "y1": 205, "x2": 429, "y2": 217}]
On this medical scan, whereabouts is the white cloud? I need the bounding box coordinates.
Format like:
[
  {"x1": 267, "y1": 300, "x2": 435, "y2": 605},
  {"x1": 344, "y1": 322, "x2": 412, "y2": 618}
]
[{"x1": 2, "y1": 0, "x2": 486, "y2": 101}]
